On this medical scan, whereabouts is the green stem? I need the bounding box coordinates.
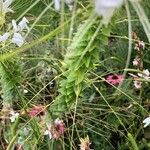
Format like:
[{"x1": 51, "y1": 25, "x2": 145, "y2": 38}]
[
  {"x1": 6, "y1": 134, "x2": 18, "y2": 150},
  {"x1": 128, "y1": 133, "x2": 139, "y2": 150}
]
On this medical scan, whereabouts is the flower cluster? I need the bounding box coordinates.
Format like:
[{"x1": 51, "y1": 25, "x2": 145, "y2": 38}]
[
  {"x1": 44, "y1": 118, "x2": 65, "y2": 140},
  {"x1": 132, "y1": 32, "x2": 145, "y2": 69},
  {"x1": 131, "y1": 32, "x2": 149, "y2": 90},
  {"x1": 132, "y1": 57, "x2": 140, "y2": 67},
  {"x1": 0, "y1": 17, "x2": 29, "y2": 47},
  {"x1": 0, "y1": 1, "x2": 29, "y2": 47},
  {"x1": 135, "y1": 41, "x2": 145, "y2": 51},
  {"x1": 106, "y1": 74, "x2": 124, "y2": 86},
  {"x1": 133, "y1": 69, "x2": 150, "y2": 89},
  {"x1": 132, "y1": 40, "x2": 145, "y2": 69}
]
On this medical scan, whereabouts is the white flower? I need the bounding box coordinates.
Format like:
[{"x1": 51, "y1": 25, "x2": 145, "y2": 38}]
[
  {"x1": 23, "y1": 89, "x2": 28, "y2": 94},
  {"x1": 44, "y1": 130, "x2": 52, "y2": 139},
  {"x1": 65, "y1": 0, "x2": 74, "y2": 4},
  {"x1": 12, "y1": 17, "x2": 29, "y2": 32},
  {"x1": 54, "y1": 0, "x2": 61, "y2": 11},
  {"x1": 67, "y1": 5, "x2": 73, "y2": 11},
  {"x1": 132, "y1": 58, "x2": 139, "y2": 66},
  {"x1": 143, "y1": 69, "x2": 150, "y2": 76},
  {"x1": 133, "y1": 60, "x2": 138, "y2": 66},
  {"x1": 143, "y1": 117, "x2": 150, "y2": 128},
  {"x1": 134, "y1": 80, "x2": 142, "y2": 89},
  {"x1": 18, "y1": 17, "x2": 29, "y2": 31},
  {"x1": 65, "y1": 0, "x2": 74, "y2": 11},
  {"x1": 12, "y1": 33, "x2": 24, "y2": 47},
  {"x1": 23, "y1": 89, "x2": 28, "y2": 93},
  {"x1": 0, "y1": 32, "x2": 10, "y2": 42},
  {"x1": 44, "y1": 124, "x2": 52, "y2": 139},
  {"x1": 53, "y1": 0, "x2": 74, "y2": 11},
  {"x1": 135, "y1": 41, "x2": 145, "y2": 51},
  {"x1": 139, "y1": 41, "x2": 145, "y2": 49},
  {"x1": 10, "y1": 111, "x2": 19, "y2": 122},
  {"x1": 95, "y1": 0, "x2": 124, "y2": 24},
  {"x1": 11, "y1": 17, "x2": 29, "y2": 47},
  {"x1": 54, "y1": 118, "x2": 63, "y2": 125},
  {"x1": 138, "y1": 69, "x2": 150, "y2": 80},
  {"x1": 12, "y1": 19, "x2": 18, "y2": 32},
  {"x1": 1, "y1": 0, "x2": 14, "y2": 14}
]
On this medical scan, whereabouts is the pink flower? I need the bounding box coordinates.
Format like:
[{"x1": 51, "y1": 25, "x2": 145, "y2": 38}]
[
  {"x1": 138, "y1": 41, "x2": 145, "y2": 49},
  {"x1": 28, "y1": 105, "x2": 45, "y2": 117},
  {"x1": 54, "y1": 118, "x2": 65, "y2": 135},
  {"x1": 133, "y1": 57, "x2": 140, "y2": 66},
  {"x1": 106, "y1": 74, "x2": 124, "y2": 85},
  {"x1": 135, "y1": 41, "x2": 145, "y2": 51},
  {"x1": 79, "y1": 136, "x2": 91, "y2": 150},
  {"x1": 134, "y1": 80, "x2": 142, "y2": 89},
  {"x1": 44, "y1": 118, "x2": 65, "y2": 140},
  {"x1": 52, "y1": 118, "x2": 65, "y2": 139}
]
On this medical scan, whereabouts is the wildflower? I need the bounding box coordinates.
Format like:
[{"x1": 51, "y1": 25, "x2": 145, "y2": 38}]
[
  {"x1": 12, "y1": 33, "x2": 24, "y2": 47},
  {"x1": 135, "y1": 41, "x2": 145, "y2": 51},
  {"x1": 0, "y1": 32, "x2": 10, "y2": 42},
  {"x1": 54, "y1": 0, "x2": 74, "y2": 11},
  {"x1": 95, "y1": 0, "x2": 124, "y2": 24},
  {"x1": 138, "y1": 69, "x2": 150, "y2": 80},
  {"x1": 44, "y1": 130, "x2": 52, "y2": 139},
  {"x1": 106, "y1": 74, "x2": 124, "y2": 85},
  {"x1": 54, "y1": 118, "x2": 65, "y2": 135},
  {"x1": 12, "y1": 17, "x2": 29, "y2": 32},
  {"x1": 10, "y1": 110, "x2": 19, "y2": 122},
  {"x1": 65, "y1": 0, "x2": 74, "y2": 11},
  {"x1": 44, "y1": 118, "x2": 65, "y2": 140},
  {"x1": 143, "y1": 69, "x2": 150, "y2": 76},
  {"x1": 138, "y1": 41, "x2": 145, "y2": 49},
  {"x1": 54, "y1": 0, "x2": 61, "y2": 11},
  {"x1": 143, "y1": 116, "x2": 150, "y2": 128},
  {"x1": 134, "y1": 80, "x2": 142, "y2": 89},
  {"x1": 65, "y1": 0, "x2": 74, "y2": 5},
  {"x1": 23, "y1": 89, "x2": 28, "y2": 94},
  {"x1": 28, "y1": 105, "x2": 45, "y2": 117},
  {"x1": 12, "y1": 19, "x2": 18, "y2": 32},
  {"x1": 44, "y1": 124, "x2": 52, "y2": 139},
  {"x1": 18, "y1": 17, "x2": 29, "y2": 31},
  {"x1": 129, "y1": 70, "x2": 149, "y2": 90},
  {"x1": 79, "y1": 136, "x2": 91, "y2": 150},
  {"x1": 1, "y1": 0, "x2": 14, "y2": 14},
  {"x1": 11, "y1": 17, "x2": 29, "y2": 47},
  {"x1": 132, "y1": 57, "x2": 140, "y2": 66}
]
